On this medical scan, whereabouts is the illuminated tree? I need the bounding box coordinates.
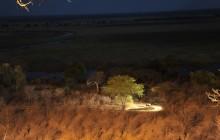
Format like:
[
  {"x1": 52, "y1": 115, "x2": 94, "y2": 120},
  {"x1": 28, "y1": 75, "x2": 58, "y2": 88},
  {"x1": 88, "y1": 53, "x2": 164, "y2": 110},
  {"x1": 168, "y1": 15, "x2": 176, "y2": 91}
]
[
  {"x1": 103, "y1": 75, "x2": 144, "y2": 109},
  {"x1": 17, "y1": 0, "x2": 71, "y2": 12}
]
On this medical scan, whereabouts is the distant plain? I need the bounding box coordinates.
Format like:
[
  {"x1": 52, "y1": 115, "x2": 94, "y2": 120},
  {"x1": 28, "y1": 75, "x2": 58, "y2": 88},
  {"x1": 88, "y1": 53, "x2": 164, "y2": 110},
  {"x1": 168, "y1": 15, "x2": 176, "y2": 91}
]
[{"x1": 1, "y1": 19, "x2": 220, "y2": 71}]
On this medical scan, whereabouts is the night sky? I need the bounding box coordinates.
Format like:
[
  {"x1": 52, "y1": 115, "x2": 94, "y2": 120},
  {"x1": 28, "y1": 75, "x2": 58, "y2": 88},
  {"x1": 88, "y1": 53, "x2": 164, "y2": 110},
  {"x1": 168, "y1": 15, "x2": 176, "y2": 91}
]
[{"x1": 1, "y1": 0, "x2": 220, "y2": 16}]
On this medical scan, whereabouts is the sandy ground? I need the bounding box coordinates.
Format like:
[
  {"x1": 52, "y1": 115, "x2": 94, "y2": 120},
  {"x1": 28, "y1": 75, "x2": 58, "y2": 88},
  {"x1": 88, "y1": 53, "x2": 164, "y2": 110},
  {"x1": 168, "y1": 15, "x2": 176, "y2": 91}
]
[{"x1": 125, "y1": 102, "x2": 163, "y2": 112}]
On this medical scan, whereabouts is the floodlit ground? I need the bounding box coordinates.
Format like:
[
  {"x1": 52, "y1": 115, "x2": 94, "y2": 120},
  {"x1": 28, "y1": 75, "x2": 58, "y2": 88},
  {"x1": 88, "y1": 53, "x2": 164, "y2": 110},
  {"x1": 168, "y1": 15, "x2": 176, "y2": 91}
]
[{"x1": 126, "y1": 102, "x2": 163, "y2": 112}]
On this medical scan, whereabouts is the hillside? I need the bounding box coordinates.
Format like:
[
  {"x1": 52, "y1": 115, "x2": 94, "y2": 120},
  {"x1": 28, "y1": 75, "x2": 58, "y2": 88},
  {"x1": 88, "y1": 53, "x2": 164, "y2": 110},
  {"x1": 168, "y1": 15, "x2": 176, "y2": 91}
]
[{"x1": 0, "y1": 83, "x2": 219, "y2": 140}]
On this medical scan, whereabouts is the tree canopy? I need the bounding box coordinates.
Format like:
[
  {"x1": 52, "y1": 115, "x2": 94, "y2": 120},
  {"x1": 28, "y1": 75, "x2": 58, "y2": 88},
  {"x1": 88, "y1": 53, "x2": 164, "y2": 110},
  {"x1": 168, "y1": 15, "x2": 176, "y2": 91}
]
[{"x1": 103, "y1": 75, "x2": 144, "y2": 109}]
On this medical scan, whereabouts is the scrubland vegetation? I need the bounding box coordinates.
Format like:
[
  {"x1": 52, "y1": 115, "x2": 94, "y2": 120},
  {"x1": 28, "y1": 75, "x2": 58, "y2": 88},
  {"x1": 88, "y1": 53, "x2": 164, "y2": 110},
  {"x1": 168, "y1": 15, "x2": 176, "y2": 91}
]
[
  {"x1": 0, "y1": 61, "x2": 220, "y2": 140},
  {"x1": 1, "y1": 18, "x2": 220, "y2": 139}
]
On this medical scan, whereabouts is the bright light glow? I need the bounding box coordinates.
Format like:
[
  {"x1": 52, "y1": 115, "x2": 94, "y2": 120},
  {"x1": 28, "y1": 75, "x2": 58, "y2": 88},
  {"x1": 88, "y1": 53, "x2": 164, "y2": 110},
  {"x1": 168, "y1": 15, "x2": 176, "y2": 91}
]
[{"x1": 125, "y1": 102, "x2": 163, "y2": 112}]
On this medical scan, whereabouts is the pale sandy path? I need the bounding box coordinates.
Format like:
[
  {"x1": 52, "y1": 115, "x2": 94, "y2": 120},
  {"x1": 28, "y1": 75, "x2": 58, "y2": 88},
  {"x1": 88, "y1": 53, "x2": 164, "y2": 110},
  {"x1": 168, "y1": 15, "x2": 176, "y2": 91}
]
[{"x1": 125, "y1": 102, "x2": 163, "y2": 112}]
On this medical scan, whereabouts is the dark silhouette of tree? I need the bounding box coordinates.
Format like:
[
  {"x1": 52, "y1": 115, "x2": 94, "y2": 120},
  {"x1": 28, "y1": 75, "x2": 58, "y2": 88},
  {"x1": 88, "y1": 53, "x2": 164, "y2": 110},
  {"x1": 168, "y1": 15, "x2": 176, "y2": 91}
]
[
  {"x1": 0, "y1": 63, "x2": 14, "y2": 90},
  {"x1": 14, "y1": 65, "x2": 26, "y2": 92},
  {"x1": 0, "y1": 63, "x2": 26, "y2": 92},
  {"x1": 87, "y1": 71, "x2": 106, "y2": 93},
  {"x1": 63, "y1": 63, "x2": 86, "y2": 88}
]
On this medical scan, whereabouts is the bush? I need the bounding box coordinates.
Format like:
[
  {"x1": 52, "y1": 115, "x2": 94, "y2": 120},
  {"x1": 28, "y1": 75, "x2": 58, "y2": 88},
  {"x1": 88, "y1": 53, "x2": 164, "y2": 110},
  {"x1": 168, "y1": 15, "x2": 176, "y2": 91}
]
[
  {"x1": 190, "y1": 71, "x2": 218, "y2": 87},
  {"x1": 63, "y1": 63, "x2": 86, "y2": 87},
  {"x1": 152, "y1": 54, "x2": 180, "y2": 79},
  {"x1": 0, "y1": 63, "x2": 26, "y2": 92},
  {"x1": 107, "y1": 67, "x2": 133, "y2": 77},
  {"x1": 132, "y1": 69, "x2": 161, "y2": 84}
]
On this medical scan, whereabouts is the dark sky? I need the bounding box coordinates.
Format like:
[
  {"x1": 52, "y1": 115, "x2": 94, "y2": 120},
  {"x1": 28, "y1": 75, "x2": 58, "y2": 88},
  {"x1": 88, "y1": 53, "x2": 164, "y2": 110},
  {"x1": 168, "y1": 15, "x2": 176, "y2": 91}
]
[{"x1": 1, "y1": 0, "x2": 220, "y2": 16}]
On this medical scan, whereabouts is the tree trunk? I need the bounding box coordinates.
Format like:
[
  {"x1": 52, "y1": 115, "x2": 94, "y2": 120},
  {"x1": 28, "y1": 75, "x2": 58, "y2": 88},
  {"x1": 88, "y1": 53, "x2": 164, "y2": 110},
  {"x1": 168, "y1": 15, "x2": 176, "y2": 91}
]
[
  {"x1": 94, "y1": 82, "x2": 99, "y2": 93},
  {"x1": 120, "y1": 96, "x2": 126, "y2": 110}
]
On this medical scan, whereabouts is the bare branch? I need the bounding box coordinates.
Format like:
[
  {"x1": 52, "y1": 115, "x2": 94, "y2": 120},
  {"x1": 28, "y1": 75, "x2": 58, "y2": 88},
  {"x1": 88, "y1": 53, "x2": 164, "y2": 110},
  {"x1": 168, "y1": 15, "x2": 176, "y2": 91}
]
[
  {"x1": 206, "y1": 89, "x2": 220, "y2": 107},
  {"x1": 16, "y1": 0, "x2": 33, "y2": 12},
  {"x1": 17, "y1": 0, "x2": 71, "y2": 12}
]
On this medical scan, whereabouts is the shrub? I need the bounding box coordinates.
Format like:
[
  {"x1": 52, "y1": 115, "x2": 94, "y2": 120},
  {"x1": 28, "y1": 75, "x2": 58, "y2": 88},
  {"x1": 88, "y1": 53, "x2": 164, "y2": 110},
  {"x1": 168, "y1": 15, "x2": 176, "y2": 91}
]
[
  {"x1": 152, "y1": 54, "x2": 180, "y2": 79},
  {"x1": 0, "y1": 63, "x2": 26, "y2": 92},
  {"x1": 63, "y1": 63, "x2": 86, "y2": 87},
  {"x1": 132, "y1": 69, "x2": 162, "y2": 84},
  {"x1": 190, "y1": 70, "x2": 217, "y2": 87}
]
